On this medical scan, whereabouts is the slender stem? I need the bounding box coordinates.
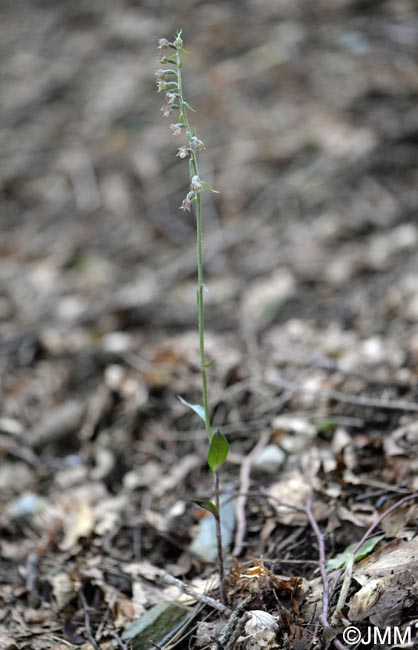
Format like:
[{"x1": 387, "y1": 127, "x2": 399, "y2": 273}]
[
  {"x1": 173, "y1": 37, "x2": 226, "y2": 606},
  {"x1": 176, "y1": 45, "x2": 212, "y2": 441},
  {"x1": 214, "y1": 470, "x2": 227, "y2": 606}
]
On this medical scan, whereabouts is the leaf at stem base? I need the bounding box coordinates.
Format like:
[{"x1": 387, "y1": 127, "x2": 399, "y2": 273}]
[
  {"x1": 207, "y1": 430, "x2": 229, "y2": 473},
  {"x1": 192, "y1": 499, "x2": 219, "y2": 518}
]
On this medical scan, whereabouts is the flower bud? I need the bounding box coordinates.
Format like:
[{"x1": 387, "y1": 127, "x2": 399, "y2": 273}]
[
  {"x1": 173, "y1": 35, "x2": 183, "y2": 48},
  {"x1": 191, "y1": 175, "x2": 203, "y2": 192}
]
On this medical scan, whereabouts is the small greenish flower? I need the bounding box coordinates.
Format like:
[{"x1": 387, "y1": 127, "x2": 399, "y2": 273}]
[
  {"x1": 180, "y1": 192, "x2": 195, "y2": 211},
  {"x1": 155, "y1": 69, "x2": 176, "y2": 80},
  {"x1": 156, "y1": 79, "x2": 167, "y2": 92},
  {"x1": 176, "y1": 145, "x2": 190, "y2": 159},
  {"x1": 157, "y1": 38, "x2": 171, "y2": 49},
  {"x1": 165, "y1": 92, "x2": 177, "y2": 105},
  {"x1": 170, "y1": 123, "x2": 184, "y2": 136},
  {"x1": 191, "y1": 175, "x2": 203, "y2": 192},
  {"x1": 161, "y1": 104, "x2": 173, "y2": 118},
  {"x1": 191, "y1": 136, "x2": 206, "y2": 152}
]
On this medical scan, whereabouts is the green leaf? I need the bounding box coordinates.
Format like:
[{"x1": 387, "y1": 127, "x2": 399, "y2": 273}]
[
  {"x1": 326, "y1": 534, "x2": 385, "y2": 571},
  {"x1": 200, "y1": 180, "x2": 220, "y2": 193},
  {"x1": 202, "y1": 360, "x2": 215, "y2": 368},
  {"x1": 315, "y1": 419, "x2": 335, "y2": 433},
  {"x1": 207, "y1": 430, "x2": 229, "y2": 473},
  {"x1": 183, "y1": 100, "x2": 196, "y2": 112},
  {"x1": 178, "y1": 396, "x2": 205, "y2": 422},
  {"x1": 192, "y1": 499, "x2": 219, "y2": 518}
]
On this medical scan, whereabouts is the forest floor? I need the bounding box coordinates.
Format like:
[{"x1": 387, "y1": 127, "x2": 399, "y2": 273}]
[{"x1": 1, "y1": 1, "x2": 418, "y2": 649}]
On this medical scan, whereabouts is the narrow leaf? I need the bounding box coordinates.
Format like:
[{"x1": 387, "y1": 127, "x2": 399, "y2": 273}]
[
  {"x1": 202, "y1": 360, "x2": 215, "y2": 368},
  {"x1": 193, "y1": 499, "x2": 219, "y2": 518},
  {"x1": 207, "y1": 430, "x2": 229, "y2": 473},
  {"x1": 183, "y1": 100, "x2": 196, "y2": 112},
  {"x1": 326, "y1": 534, "x2": 385, "y2": 570},
  {"x1": 178, "y1": 396, "x2": 205, "y2": 422},
  {"x1": 200, "y1": 180, "x2": 219, "y2": 193}
]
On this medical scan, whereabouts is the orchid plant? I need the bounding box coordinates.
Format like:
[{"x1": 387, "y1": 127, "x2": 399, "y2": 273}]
[{"x1": 156, "y1": 30, "x2": 229, "y2": 605}]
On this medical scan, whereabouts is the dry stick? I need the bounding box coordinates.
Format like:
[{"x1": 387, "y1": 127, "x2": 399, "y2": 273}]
[
  {"x1": 330, "y1": 491, "x2": 418, "y2": 625},
  {"x1": 305, "y1": 502, "x2": 348, "y2": 650},
  {"x1": 210, "y1": 596, "x2": 253, "y2": 650},
  {"x1": 269, "y1": 375, "x2": 418, "y2": 413},
  {"x1": 154, "y1": 567, "x2": 231, "y2": 616},
  {"x1": 305, "y1": 502, "x2": 330, "y2": 629},
  {"x1": 79, "y1": 587, "x2": 100, "y2": 650},
  {"x1": 233, "y1": 431, "x2": 271, "y2": 556}
]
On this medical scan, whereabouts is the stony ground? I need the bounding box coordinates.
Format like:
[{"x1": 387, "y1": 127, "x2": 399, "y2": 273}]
[{"x1": 1, "y1": 1, "x2": 418, "y2": 649}]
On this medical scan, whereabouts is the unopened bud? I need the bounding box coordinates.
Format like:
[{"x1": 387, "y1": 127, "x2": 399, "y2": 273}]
[
  {"x1": 191, "y1": 175, "x2": 203, "y2": 192},
  {"x1": 173, "y1": 35, "x2": 183, "y2": 48}
]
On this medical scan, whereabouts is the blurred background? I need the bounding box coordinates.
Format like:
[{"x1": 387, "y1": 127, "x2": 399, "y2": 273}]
[
  {"x1": 1, "y1": 0, "x2": 417, "y2": 349},
  {"x1": 1, "y1": 0, "x2": 418, "y2": 469}
]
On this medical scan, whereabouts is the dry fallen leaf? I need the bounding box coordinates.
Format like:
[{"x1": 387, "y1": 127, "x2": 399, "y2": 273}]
[
  {"x1": 61, "y1": 502, "x2": 94, "y2": 550},
  {"x1": 348, "y1": 570, "x2": 416, "y2": 626},
  {"x1": 267, "y1": 471, "x2": 311, "y2": 525}
]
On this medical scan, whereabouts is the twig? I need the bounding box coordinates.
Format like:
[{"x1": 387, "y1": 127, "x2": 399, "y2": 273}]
[
  {"x1": 233, "y1": 431, "x2": 270, "y2": 556},
  {"x1": 304, "y1": 502, "x2": 347, "y2": 650},
  {"x1": 269, "y1": 375, "x2": 418, "y2": 412},
  {"x1": 330, "y1": 491, "x2": 418, "y2": 625},
  {"x1": 79, "y1": 587, "x2": 100, "y2": 650},
  {"x1": 112, "y1": 632, "x2": 129, "y2": 650},
  {"x1": 210, "y1": 596, "x2": 253, "y2": 650},
  {"x1": 352, "y1": 491, "x2": 418, "y2": 555},
  {"x1": 153, "y1": 567, "x2": 231, "y2": 615},
  {"x1": 305, "y1": 502, "x2": 330, "y2": 628}
]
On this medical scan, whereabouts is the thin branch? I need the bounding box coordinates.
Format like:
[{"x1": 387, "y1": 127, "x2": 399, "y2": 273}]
[
  {"x1": 233, "y1": 431, "x2": 270, "y2": 556},
  {"x1": 305, "y1": 502, "x2": 329, "y2": 627},
  {"x1": 269, "y1": 375, "x2": 418, "y2": 412},
  {"x1": 211, "y1": 596, "x2": 253, "y2": 650},
  {"x1": 153, "y1": 567, "x2": 231, "y2": 615},
  {"x1": 79, "y1": 588, "x2": 100, "y2": 650},
  {"x1": 304, "y1": 502, "x2": 347, "y2": 650},
  {"x1": 330, "y1": 491, "x2": 418, "y2": 625}
]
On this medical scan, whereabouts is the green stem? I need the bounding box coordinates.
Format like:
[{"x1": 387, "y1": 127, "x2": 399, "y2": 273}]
[
  {"x1": 214, "y1": 470, "x2": 227, "y2": 606},
  {"x1": 176, "y1": 46, "x2": 212, "y2": 442},
  {"x1": 174, "y1": 39, "x2": 226, "y2": 607}
]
